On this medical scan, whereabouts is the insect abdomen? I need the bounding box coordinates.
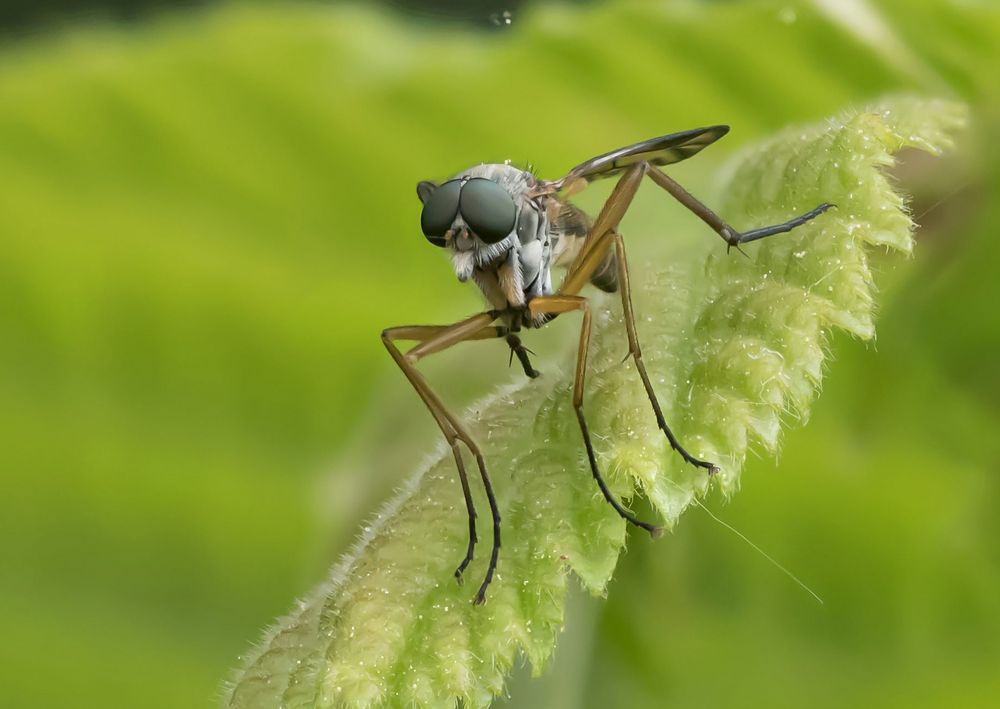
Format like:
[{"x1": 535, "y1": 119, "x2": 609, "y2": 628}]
[
  {"x1": 589, "y1": 247, "x2": 618, "y2": 293},
  {"x1": 552, "y1": 201, "x2": 618, "y2": 293}
]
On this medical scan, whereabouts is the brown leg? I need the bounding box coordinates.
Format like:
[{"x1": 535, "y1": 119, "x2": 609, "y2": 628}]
[
  {"x1": 562, "y1": 228, "x2": 718, "y2": 472},
  {"x1": 557, "y1": 168, "x2": 719, "y2": 473},
  {"x1": 382, "y1": 313, "x2": 504, "y2": 603},
  {"x1": 561, "y1": 164, "x2": 647, "y2": 296},
  {"x1": 609, "y1": 231, "x2": 719, "y2": 472},
  {"x1": 563, "y1": 163, "x2": 832, "y2": 295},
  {"x1": 558, "y1": 161, "x2": 831, "y2": 472},
  {"x1": 645, "y1": 165, "x2": 833, "y2": 252},
  {"x1": 529, "y1": 294, "x2": 662, "y2": 537}
]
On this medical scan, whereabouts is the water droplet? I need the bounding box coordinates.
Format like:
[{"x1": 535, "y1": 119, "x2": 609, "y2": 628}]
[{"x1": 490, "y1": 9, "x2": 513, "y2": 27}]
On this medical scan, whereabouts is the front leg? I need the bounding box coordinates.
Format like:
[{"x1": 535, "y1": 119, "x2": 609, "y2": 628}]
[{"x1": 382, "y1": 313, "x2": 505, "y2": 604}]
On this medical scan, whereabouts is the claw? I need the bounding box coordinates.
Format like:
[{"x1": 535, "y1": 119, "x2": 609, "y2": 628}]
[
  {"x1": 694, "y1": 459, "x2": 719, "y2": 475},
  {"x1": 725, "y1": 237, "x2": 750, "y2": 258},
  {"x1": 680, "y1": 450, "x2": 719, "y2": 476}
]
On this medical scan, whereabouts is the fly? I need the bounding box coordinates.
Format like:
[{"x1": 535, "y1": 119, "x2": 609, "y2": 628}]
[{"x1": 382, "y1": 127, "x2": 834, "y2": 604}]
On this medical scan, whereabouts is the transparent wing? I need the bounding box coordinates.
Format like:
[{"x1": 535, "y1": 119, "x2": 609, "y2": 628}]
[{"x1": 558, "y1": 126, "x2": 729, "y2": 189}]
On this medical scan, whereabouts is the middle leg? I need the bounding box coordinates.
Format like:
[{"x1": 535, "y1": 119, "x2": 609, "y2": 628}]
[
  {"x1": 610, "y1": 230, "x2": 719, "y2": 473},
  {"x1": 529, "y1": 294, "x2": 662, "y2": 537},
  {"x1": 557, "y1": 164, "x2": 721, "y2": 472}
]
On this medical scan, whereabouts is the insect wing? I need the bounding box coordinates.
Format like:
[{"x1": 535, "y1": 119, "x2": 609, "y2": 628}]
[{"x1": 559, "y1": 125, "x2": 730, "y2": 189}]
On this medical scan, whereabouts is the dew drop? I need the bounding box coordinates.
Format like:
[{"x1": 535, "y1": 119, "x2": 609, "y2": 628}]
[{"x1": 490, "y1": 9, "x2": 513, "y2": 26}]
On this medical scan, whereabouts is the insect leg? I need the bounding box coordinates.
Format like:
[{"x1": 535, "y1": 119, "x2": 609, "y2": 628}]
[
  {"x1": 529, "y1": 294, "x2": 662, "y2": 537},
  {"x1": 645, "y1": 165, "x2": 833, "y2": 251},
  {"x1": 610, "y1": 231, "x2": 719, "y2": 473},
  {"x1": 506, "y1": 333, "x2": 540, "y2": 379},
  {"x1": 555, "y1": 165, "x2": 718, "y2": 473},
  {"x1": 560, "y1": 163, "x2": 646, "y2": 296},
  {"x1": 382, "y1": 314, "x2": 505, "y2": 602},
  {"x1": 557, "y1": 160, "x2": 827, "y2": 470},
  {"x1": 561, "y1": 224, "x2": 720, "y2": 473}
]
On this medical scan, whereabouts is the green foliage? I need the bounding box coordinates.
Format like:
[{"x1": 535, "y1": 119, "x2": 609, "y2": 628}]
[{"x1": 224, "y1": 98, "x2": 965, "y2": 709}]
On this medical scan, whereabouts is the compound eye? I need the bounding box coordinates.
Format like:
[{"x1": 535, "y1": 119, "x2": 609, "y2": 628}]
[
  {"x1": 420, "y1": 180, "x2": 462, "y2": 247},
  {"x1": 459, "y1": 178, "x2": 516, "y2": 244}
]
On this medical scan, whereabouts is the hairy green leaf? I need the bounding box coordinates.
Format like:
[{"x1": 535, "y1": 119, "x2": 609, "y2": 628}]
[{"x1": 225, "y1": 96, "x2": 965, "y2": 709}]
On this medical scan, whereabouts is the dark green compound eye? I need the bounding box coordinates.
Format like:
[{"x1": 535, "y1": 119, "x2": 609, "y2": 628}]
[
  {"x1": 420, "y1": 179, "x2": 462, "y2": 247},
  {"x1": 459, "y1": 178, "x2": 516, "y2": 244}
]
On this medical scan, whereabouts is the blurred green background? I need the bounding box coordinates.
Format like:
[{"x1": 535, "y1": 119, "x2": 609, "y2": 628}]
[{"x1": 1, "y1": 1, "x2": 998, "y2": 707}]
